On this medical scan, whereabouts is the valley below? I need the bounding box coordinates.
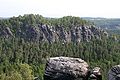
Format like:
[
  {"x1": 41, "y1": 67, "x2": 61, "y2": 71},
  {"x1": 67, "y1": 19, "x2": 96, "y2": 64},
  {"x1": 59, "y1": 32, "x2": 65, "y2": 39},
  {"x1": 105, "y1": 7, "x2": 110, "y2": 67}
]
[{"x1": 0, "y1": 14, "x2": 120, "y2": 80}]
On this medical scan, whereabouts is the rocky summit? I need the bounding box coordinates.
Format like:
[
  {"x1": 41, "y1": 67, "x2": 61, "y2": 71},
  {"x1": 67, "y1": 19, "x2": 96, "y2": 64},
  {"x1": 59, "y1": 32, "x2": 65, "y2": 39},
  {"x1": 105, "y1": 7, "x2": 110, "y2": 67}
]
[{"x1": 0, "y1": 24, "x2": 108, "y2": 43}]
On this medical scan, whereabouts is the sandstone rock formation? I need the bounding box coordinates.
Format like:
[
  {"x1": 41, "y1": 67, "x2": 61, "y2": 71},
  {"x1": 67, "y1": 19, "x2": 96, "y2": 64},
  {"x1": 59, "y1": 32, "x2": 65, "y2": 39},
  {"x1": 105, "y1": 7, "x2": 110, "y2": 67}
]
[
  {"x1": 0, "y1": 27, "x2": 13, "y2": 38},
  {"x1": 90, "y1": 67, "x2": 102, "y2": 80},
  {"x1": 108, "y1": 65, "x2": 120, "y2": 80},
  {"x1": 44, "y1": 57, "x2": 102, "y2": 80},
  {"x1": 0, "y1": 24, "x2": 108, "y2": 43}
]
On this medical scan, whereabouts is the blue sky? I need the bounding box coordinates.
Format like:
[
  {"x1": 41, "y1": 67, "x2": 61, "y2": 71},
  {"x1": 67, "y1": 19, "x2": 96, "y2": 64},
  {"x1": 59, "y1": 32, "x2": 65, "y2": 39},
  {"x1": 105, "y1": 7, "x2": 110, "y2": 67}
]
[{"x1": 0, "y1": 0, "x2": 120, "y2": 18}]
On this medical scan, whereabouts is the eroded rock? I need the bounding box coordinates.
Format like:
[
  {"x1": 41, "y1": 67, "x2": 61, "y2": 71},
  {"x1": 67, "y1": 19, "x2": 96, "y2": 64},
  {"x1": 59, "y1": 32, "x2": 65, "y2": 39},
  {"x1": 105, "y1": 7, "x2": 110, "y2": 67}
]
[
  {"x1": 108, "y1": 65, "x2": 120, "y2": 80},
  {"x1": 90, "y1": 67, "x2": 102, "y2": 80},
  {"x1": 0, "y1": 24, "x2": 108, "y2": 43},
  {"x1": 44, "y1": 57, "x2": 89, "y2": 80},
  {"x1": 44, "y1": 57, "x2": 103, "y2": 80}
]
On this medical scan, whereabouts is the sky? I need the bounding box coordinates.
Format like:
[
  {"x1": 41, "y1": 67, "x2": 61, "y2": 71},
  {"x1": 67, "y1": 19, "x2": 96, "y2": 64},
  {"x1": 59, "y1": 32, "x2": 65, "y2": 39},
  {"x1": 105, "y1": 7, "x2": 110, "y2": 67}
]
[{"x1": 0, "y1": 0, "x2": 120, "y2": 18}]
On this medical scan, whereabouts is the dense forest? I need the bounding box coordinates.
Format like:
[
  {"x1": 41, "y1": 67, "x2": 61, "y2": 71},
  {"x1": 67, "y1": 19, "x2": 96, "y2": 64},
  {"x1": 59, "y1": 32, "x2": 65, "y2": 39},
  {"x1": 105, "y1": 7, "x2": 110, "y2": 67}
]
[{"x1": 0, "y1": 14, "x2": 120, "y2": 80}]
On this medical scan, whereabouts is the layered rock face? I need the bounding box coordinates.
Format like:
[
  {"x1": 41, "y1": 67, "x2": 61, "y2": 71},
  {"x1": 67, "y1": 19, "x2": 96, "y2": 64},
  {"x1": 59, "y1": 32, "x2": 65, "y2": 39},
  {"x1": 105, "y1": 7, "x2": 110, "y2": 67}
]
[
  {"x1": 0, "y1": 24, "x2": 108, "y2": 43},
  {"x1": 44, "y1": 57, "x2": 102, "y2": 80},
  {"x1": 108, "y1": 65, "x2": 120, "y2": 80},
  {"x1": 44, "y1": 57, "x2": 89, "y2": 80}
]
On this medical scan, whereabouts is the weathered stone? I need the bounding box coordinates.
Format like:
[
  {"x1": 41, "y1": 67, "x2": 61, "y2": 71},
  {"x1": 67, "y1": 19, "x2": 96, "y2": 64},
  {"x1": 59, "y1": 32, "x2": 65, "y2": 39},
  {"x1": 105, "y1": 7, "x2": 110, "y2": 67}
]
[
  {"x1": 90, "y1": 67, "x2": 102, "y2": 80},
  {"x1": 44, "y1": 57, "x2": 89, "y2": 80},
  {"x1": 44, "y1": 57, "x2": 102, "y2": 80},
  {"x1": 5, "y1": 27, "x2": 13, "y2": 36},
  {"x1": 0, "y1": 23, "x2": 108, "y2": 42},
  {"x1": 75, "y1": 27, "x2": 81, "y2": 43},
  {"x1": 0, "y1": 27, "x2": 13, "y2": 38},
  {"x1": 108, "y1": 65, "x2": 120, "y2": 80}
]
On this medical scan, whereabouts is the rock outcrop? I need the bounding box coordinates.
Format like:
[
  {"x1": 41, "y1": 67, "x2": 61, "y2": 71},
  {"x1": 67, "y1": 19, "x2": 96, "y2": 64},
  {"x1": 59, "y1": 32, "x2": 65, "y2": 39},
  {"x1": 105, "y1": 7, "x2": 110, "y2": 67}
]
[
  {"x1": 44, "y1": 57, "x2": 102, "y2": 80},
  {"x1": 0, "y1": 27, "x2": 13, "y2": 38},
  {"x1": 108, "y1": 65, "x2": 120, "y2": 80},
  {"x1": 90, "y1": 67, "x2": 102, "y2": 80},
  {"x1": 0, "y1": 24, "x2": 108, "y2": 43}
]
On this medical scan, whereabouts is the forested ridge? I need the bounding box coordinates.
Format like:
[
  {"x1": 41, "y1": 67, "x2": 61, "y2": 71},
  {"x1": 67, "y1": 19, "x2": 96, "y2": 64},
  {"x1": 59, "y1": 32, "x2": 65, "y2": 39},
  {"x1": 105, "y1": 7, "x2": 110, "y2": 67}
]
[
  {"x1": 83, "y1": 17, "x2": 120, "y2": 34},
  {"x1": 0, "y1": 14, "x2": 120, "y2": 80}
]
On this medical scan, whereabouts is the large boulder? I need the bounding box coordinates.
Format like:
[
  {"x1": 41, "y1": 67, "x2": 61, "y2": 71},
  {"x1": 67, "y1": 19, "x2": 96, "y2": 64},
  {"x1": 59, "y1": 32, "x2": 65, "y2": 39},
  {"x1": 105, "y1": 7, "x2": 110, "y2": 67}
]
[
  {"x1": 108, "y1": 65, "x2": 120, "y2": 80},
  {"x1": 44, "y1": 57, "x2": 89, "y2": 80}
]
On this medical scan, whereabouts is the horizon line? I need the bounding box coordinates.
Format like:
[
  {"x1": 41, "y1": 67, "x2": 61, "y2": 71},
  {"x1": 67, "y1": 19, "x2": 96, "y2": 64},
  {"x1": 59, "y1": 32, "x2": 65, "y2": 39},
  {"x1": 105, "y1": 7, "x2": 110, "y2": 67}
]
[{"x1": 1, "y1": 14, "x2": 120, "y2": 19}]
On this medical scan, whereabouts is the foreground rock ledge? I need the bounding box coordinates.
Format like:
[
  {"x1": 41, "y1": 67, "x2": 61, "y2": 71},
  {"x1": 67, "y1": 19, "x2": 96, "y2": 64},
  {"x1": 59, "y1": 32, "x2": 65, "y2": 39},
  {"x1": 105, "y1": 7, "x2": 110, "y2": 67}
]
[{"x1": 44, "y1": 57, "x2": 102, "y2": 80}]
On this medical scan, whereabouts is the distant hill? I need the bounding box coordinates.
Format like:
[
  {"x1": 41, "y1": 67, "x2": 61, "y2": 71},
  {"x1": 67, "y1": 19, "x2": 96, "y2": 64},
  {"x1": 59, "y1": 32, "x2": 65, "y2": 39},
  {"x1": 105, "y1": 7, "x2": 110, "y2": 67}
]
[
  {"x1": 82, "y1": 17, "x2": 106, "y2": 20},
  {"x1": 82, "y1": 17, "x2": 120, "y2": 34},
  {"x1": 0, "y1": 17, "x2": 3, "y2": 19},
  {"x1": 82, "y1": 17, "x2": 120, "y2": 30},
  {"x1": 0, "y1": 17, "x2": 8, "y2": 20}
]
